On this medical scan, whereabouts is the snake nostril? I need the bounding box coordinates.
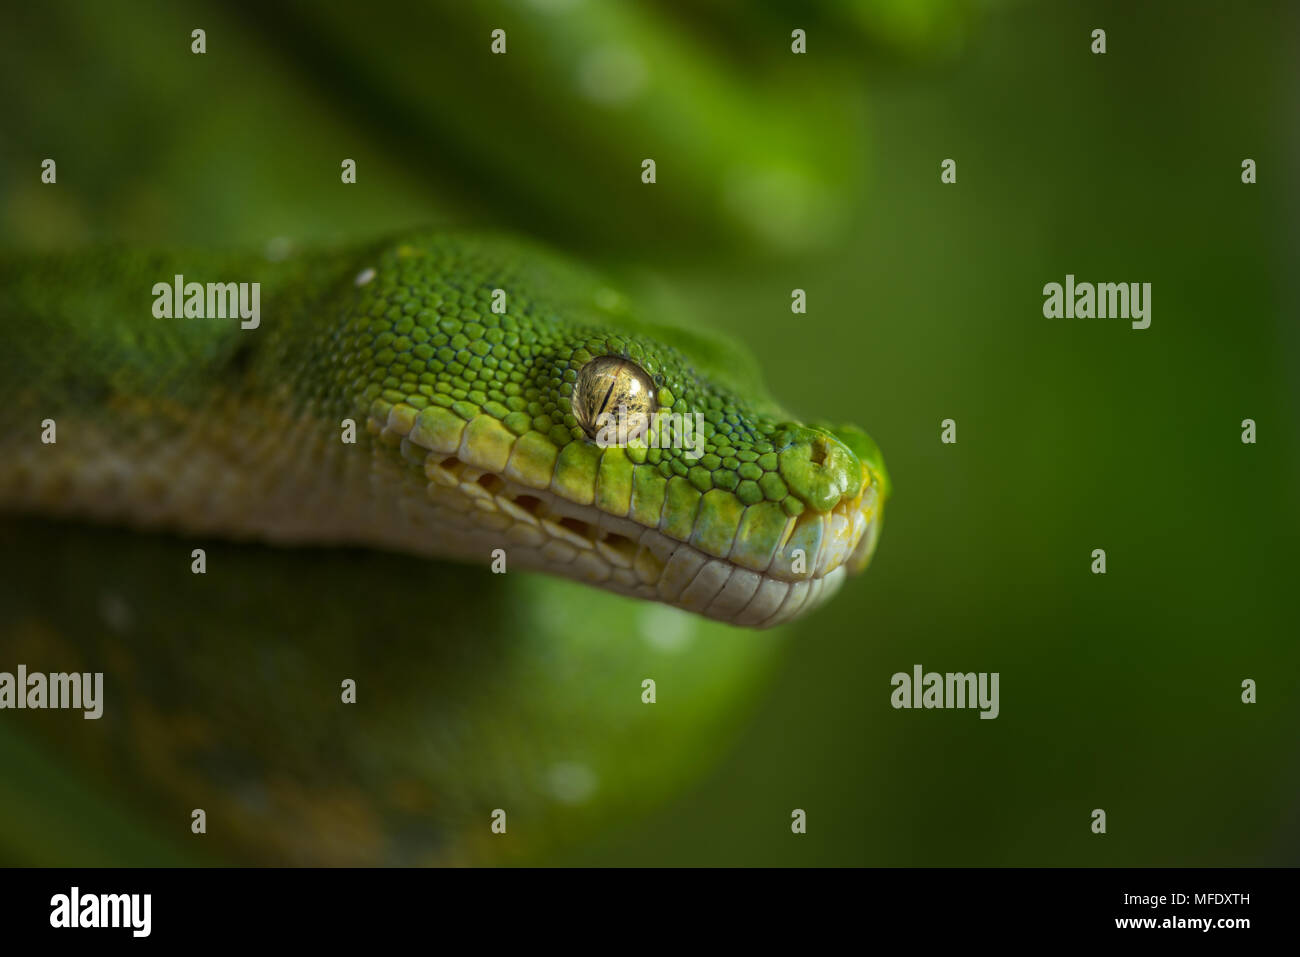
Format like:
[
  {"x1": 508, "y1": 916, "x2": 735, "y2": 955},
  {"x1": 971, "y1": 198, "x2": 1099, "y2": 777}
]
[{"x1": 809, "y1": 438, "x2": 829, "y2": 466}]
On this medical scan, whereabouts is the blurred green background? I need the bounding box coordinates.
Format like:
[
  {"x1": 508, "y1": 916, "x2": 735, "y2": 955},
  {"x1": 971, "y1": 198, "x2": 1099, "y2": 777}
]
[{"x1": 1, "y1": 0, "x2": 1296, "y2": 865}]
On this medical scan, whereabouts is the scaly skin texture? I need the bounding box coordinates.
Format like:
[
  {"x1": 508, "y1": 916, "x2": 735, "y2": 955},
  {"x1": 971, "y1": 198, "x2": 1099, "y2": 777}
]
[
  {"x1": 0, "y1": 231, "x2": 887, "y2": 865},
  {"x1": 0, "y1": 231, "x2": 888, "y2": 626}
]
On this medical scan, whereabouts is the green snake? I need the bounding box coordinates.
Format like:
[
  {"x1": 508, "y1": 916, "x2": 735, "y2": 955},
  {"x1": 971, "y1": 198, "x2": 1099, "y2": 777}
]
[
  {"x1": 0, "y1": 232, "x2": 888, "y2": 864},
  {"x1": 0, "y1": 232, "x2": 888, "y2": 626}
]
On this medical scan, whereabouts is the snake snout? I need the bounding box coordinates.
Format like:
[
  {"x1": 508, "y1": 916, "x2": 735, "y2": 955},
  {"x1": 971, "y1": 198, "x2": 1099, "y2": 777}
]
[{"x1": 779, "y1": 423, "x2": 889, "y2": 580}]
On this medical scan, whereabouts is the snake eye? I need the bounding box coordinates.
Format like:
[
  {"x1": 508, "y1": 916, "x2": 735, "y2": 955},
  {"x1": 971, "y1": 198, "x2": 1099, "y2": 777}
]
[{"x1": 572, "y1": 356, "x2": 658, "y2": 440}]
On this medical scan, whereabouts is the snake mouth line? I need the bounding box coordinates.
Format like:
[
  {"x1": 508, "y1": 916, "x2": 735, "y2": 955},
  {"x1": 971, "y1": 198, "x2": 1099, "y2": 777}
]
[{"x1": 417, "y1": 449, "x2": 880, "y2": 628}]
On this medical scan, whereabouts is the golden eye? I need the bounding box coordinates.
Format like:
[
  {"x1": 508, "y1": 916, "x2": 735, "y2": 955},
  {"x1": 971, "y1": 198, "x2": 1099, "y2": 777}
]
[{"x1": 572, "y1": 356, "x2": 658, "y2": 440}]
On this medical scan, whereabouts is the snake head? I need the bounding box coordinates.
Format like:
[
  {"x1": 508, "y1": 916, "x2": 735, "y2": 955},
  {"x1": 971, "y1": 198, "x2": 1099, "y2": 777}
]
[{"x1": 351, "y1": 233, "x2": 888, "y2": 628}]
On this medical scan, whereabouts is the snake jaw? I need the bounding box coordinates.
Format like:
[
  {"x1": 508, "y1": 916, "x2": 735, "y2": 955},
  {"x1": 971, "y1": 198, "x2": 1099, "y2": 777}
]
[{"x1": 402, "y1": 432, "x2": 885, "y2": 628}]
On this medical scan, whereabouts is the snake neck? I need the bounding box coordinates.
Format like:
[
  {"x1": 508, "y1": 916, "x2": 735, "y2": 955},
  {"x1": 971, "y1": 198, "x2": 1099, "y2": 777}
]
[{"x1": 0, "y1": 246, "x2": 402, "y2": 544}]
